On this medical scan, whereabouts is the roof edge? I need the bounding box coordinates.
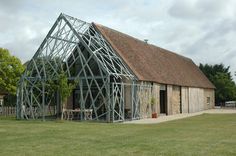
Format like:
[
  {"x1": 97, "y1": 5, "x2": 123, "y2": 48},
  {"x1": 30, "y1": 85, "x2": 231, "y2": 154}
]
[
  {"x1": 92, "y1": 22, "x2": 215, "y2": 89},
  {"x1": 92, "y1": 22, "x2": 140, "y2": 80}
]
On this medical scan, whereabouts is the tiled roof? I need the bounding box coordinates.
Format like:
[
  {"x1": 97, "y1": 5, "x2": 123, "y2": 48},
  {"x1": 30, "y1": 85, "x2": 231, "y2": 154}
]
[{"x1": 93, "y1": 23, "x2": 215, "y2": 89}]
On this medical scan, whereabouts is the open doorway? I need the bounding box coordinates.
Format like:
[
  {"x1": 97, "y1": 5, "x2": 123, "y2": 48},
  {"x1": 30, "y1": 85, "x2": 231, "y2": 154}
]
[
  {"x1": 160, "y1": 85, "x2": 167, "y2": 114},
  {"x1": 73, "y1": 89, "x2": 80, "y2": 110}
]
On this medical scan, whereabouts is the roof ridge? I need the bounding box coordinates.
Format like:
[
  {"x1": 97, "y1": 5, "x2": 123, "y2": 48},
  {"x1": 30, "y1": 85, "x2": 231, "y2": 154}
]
[
  {"x1": 92, "y1": 22, "x2": 149, "y2": 44},
  {"x1": 93, "y1": 22, "x2": 192, "y2": 62},
  {"x1": 93, "y1": 22, "x2": 215, "y2": 89}
]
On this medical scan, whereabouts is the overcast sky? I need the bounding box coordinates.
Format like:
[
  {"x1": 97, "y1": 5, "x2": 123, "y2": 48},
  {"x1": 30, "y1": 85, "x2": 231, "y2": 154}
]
[{"x1": 1, "y1": 0, "x2": 236, "y2": 80}]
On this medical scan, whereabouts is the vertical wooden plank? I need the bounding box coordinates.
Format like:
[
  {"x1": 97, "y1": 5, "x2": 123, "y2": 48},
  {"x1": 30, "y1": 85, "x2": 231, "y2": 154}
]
[
  {"x1": 181, "y1": 87, "x2": 189, "y2": 113},
  {"x1": 167, "y1": 85, "x2": 172, "y2": 115}
]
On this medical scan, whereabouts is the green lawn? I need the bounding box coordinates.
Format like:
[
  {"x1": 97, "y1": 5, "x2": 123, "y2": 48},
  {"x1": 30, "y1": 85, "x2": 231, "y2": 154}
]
[{"x1": 0, "y1": 114, "x2": 236, "y2": 156}]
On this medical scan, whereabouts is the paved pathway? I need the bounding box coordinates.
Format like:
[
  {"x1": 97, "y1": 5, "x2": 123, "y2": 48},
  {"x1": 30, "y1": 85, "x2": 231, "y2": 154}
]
[{"x1": 124, "y1": 108, "x2": 236, "y2": 124}]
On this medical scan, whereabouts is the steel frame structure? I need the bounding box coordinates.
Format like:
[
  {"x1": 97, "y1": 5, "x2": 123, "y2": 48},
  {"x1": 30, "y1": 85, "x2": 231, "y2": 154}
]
[
  {"x1": 111, "y1": 82, "x2": 153, "y2": 122},
  {"x1": 17, "y1": 13, "x2": 153, "y2": 122}
]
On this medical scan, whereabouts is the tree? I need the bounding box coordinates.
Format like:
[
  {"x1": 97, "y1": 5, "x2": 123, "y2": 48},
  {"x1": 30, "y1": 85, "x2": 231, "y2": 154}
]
[
  {"x1": 199, "y1": 63, "x2": 236, "y2": 104},
  {"x1": 214, "y1": 73, "x2": 236, "y2": 102},
  {"x1": 0, "y1": 48, "x2": 25, "y2": 94},
  {"x1": 199, "y1": 63, "x2": 231, "y2": 82},
  {"x1": 47, "y1": 72, "x2": 78, "y2": 109}
]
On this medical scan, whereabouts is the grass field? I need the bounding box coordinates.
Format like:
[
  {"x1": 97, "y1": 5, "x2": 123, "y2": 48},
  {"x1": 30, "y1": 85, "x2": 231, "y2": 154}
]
[{"x1": 0, "y1": 114, "x2": 236, "y2": 156}]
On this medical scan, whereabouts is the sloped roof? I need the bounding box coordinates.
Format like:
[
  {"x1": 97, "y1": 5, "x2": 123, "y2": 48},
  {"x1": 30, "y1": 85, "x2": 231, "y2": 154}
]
[{"x1": 93, "y1": 23, "x2": 215, "y2": 89}]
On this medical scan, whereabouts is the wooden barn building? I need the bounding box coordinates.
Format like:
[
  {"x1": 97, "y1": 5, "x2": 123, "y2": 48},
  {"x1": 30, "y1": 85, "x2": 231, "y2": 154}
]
[{"x1": 17, "y1": 14, "x2": 215, "y2": 122}]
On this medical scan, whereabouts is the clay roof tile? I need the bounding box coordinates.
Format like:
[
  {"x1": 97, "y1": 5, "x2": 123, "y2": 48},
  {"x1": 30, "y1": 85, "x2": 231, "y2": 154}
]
[{"x1": 93, "y1": 23, "x2": 215, "y2": 89}]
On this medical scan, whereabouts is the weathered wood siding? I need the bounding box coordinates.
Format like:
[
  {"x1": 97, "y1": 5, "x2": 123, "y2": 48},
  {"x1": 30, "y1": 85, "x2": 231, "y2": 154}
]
[
  {"x1": 188, "y1": 88, "x2": 204, "y2": 113},
  {"x1": 172, "y1": 86, "x2": 181, "y2": 114},
  {"x1": 139, "y1": 82, "x2": 152, "y2": 118},
  {"x1": 181, "y1": 87, "x2": 215, "y2": 113},
  {"x1": 135, "y1": 82, "x2": 160, "y2": 118},
  {"x1": 153, "y1": 83, "x2": 160, "y2": 114},
  {"x1": 123, "y1": 79, "x2": 132, "y2": 110},
  {"x1": 167, "y1": 85, "x2": 173, "y2": 115},
  {"x1": 167, "y1": 86, "x2": 214, "y2": 114},
  {"x1": 124, "y1": 85, "x2": 132, "y2": 109},
  {"x1": 167, "y1": 85, "x2": 181, "y2": 115},
  {"x1": 204, "y1": 89, "x2": 215, "y2": 109},
  {"x1": 181, "y1": 87, "x2": 189, "y2": 113}
]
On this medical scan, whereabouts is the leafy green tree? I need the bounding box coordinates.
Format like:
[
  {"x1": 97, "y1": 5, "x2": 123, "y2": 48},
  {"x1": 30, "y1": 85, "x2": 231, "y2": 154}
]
[
  {"x1": 46, "y1": 72, "x2": 78, "y2": 119},
  {"x1": 214, "y1": 73, "x2": 236, "y2": 102},
  {"x1": 47, "y1": 72, "x2": 78, "y2": 108},
  {"x1": 0, "y1": 48, "x2": 25, "y2": 94},
  {"x1": 199, "y1": 63, "x2": 236, "y2": 104},
  {"x1": 199, "y1": 63, "x2": 231, "y2": 82}
]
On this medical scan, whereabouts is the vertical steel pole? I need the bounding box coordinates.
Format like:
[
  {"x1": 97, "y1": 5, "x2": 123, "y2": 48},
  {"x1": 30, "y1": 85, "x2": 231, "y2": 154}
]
[
  {"x1": 107, "y1": 77, "x2": 111, "y2": 122},
  {"x1": 122, "y1": 83, "x2": 125, "y2": 121},
  {"x1": 131, "y1": 81, "x2": 134, "y2": 120},
  {"x1": 16, "y1": 87, "x2": 20, "y2": 119},
  {"x1": 42, "y1": 81, "x2": 45, "y2": 121},
  {"x1": 21, "y1": 83, "x2": 24, "y2": 119},
  {"x1": 80, "y1": 79, "x2": 83, "y2": 120},
  {"x1": 56, "y1": 90, "x2": 60, "y2": 118},
  {"x1": 30, "y1": 88, "x2": 34, "y2": 119},
  {"x1": 111, "y1": 82, "x2": 114, "y2": 122}
]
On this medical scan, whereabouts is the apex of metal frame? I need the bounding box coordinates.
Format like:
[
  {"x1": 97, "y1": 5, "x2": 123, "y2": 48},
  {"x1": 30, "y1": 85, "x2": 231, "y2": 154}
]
[{"x1": 16, "y1": 13, "x2": 138, "y2": 122}]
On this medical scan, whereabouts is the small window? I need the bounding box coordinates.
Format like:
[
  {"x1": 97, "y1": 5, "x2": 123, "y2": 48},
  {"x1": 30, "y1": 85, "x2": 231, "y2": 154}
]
[{"x1": 207, "y1": 97, "x2": 210, "y2": 105}]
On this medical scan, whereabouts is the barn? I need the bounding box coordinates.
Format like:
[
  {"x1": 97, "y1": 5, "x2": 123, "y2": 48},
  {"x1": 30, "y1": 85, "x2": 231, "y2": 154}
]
[{"x1": 16, "y1": 13, "x2": 215, "y2": 122}]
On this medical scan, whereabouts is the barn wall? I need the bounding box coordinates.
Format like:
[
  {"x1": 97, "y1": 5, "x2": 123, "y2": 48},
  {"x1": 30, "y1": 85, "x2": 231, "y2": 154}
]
[
  {"x1": 167, "y1": 85, "x2": 173, "y2": 115},
  {"x1": 111, "y1": 79, "x2": 214, "y2": 119},
  {"x1": 136, "y1": 81, "x2": 160, "y2": 118},
  {"x1": 124, "y1": 79, "x2": 132, "y2": 110},
  {"x1": 167, "y1": 87, "x2": 214, "y2": 114},
  {"x1": 181, "y1": 87, "x2": 189, "y2": 113},
  {"x1": 166, "y1": 85, "x2": 181, "y2": 115},
  {"x1": 188, "y1": 88, "x2": 204, "y2": 113},
  {"x1": 139, "y1": 81, "x2": 152, "y2": 118},
  {"x1": 172, "y1": 86, "x2": 181, "y2": 114},
  {"x1": 204, "y1": 89, "x2": 215, "y2": 109},
  {"x1": 153, "y1": 83, "x2": 160, "y2": 114},
  {"x1": 113, "y1": 81, "x2": 214, "y2": 119},
  {"x1": 181, "y1": 87, "x2": 214, "y2": 113},
  {"x1": 124, "y1": 85, "x2": 132, "y2": 109}
]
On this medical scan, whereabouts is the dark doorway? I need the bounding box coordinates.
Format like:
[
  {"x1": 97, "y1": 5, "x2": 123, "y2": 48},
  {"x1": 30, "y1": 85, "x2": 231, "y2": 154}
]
[
  {"x1": 160, "y1": 90, "x2": 167, "y2": 114},
  {"x1": 73, "y1": 89, "x2": 80, "y2": 109}
]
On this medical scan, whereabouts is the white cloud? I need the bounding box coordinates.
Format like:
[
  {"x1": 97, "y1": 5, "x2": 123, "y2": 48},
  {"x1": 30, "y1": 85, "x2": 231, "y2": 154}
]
[{"x1": 0, "y1": 0, "x2": 236, "y2": 80}]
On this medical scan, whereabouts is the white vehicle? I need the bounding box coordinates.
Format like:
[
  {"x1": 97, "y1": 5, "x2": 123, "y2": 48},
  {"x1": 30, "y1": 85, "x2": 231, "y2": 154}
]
[{"x1": 225, "y1": 101, "x2": 236, "y2": 107}]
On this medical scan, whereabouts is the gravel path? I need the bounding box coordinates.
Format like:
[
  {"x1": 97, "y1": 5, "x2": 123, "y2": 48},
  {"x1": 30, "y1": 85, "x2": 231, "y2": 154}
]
[{"x1": 124, "y1": 108, "x2": 236, "y2": 124}]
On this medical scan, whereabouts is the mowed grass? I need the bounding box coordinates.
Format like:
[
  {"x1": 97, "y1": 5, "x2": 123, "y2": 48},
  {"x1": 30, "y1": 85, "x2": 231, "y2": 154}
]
[{"x1": 0, "y1": 114, "x2": 236, "y2": 156}]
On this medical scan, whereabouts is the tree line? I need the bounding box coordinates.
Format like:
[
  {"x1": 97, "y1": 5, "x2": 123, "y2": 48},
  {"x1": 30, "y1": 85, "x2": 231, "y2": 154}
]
[{"x1": 199, "y1": 63, "x2": 236, "y2": 105}]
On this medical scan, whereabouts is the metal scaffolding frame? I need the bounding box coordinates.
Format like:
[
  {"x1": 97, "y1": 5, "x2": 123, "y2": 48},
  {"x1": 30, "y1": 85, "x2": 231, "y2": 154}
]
[
  {"x1": 17, "y1": 13, "x2": 153, "y2": 122},
  {"x1": 111, "y1": 82, "x2": 153, "y2": 122}
]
